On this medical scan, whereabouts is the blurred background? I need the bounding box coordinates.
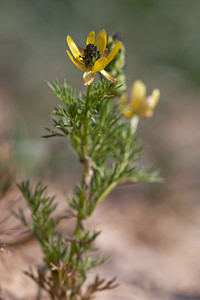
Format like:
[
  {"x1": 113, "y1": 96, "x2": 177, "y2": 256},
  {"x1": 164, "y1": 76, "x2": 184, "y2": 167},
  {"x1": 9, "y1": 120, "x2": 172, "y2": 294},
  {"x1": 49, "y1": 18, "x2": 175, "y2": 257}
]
[{"x1": 0, "y1": 0, "x2": 200, "y2": 299}]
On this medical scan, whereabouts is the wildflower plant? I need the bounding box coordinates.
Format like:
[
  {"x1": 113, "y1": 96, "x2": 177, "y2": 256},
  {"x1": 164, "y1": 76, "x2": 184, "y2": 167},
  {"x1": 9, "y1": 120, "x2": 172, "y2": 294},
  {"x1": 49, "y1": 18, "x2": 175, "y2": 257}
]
[{"x1": 16, "y1": 29, "x2": 160, "y2": 300}]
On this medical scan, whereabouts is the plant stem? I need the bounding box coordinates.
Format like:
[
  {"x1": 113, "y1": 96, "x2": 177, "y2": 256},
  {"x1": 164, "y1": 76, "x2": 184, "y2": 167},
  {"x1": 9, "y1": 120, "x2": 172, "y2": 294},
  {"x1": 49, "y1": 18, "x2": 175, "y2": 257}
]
[
  {"x1": 73, "y1": 84, "x2": 94, "y2": 240},
  {"x1": 81, "y1": 83, "x2": 93, "y2": 192},
  {"x1": 86, "y1": 83, "x2": 93, "y2": 107},
  {"x1": 82, "y1": 83, "x2": 93, "y2": 157},
  {"x1": 95, "y1": 181, "x2": 118, "y2": 207}
]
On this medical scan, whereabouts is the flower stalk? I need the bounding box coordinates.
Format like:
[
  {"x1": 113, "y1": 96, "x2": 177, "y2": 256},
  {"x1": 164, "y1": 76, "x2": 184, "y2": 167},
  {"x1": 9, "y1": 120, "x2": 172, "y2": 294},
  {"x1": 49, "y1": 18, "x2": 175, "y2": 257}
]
[{"x1": 81, "y1": 83, "x2": 94, "y2": 193}]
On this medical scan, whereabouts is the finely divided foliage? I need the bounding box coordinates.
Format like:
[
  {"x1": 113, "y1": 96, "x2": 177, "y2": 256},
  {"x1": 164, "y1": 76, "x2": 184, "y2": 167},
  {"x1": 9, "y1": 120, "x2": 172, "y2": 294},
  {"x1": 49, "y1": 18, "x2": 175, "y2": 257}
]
[{"x1": 16, "y1": 30, "x2": 160, "y2": 300}]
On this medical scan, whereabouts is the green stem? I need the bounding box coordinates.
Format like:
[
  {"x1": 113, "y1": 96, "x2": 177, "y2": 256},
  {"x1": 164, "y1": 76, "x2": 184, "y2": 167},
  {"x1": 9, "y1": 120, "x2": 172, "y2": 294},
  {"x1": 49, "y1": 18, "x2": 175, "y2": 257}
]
[
  {"x1": 95, "y1": 181, "x2": 118, "y2": 207},
  {"x1": 70, "y1": 83, "x2": 96, "y2": 279},
  {"x1": 82, "y1": 83, "x2": 93, "y2": 157},
  {"x1": 81, "y1": 83, "x2": 93, "y2": 189},
  {"x1": 86, "y1": 83, "x2": 93, "y2": 106},
  {"x1": 70, "y1": 83, "x2": 94, "y2": 259},
  {"x1": 74, "y1": 216, "x2": 83, "y2": 238}
]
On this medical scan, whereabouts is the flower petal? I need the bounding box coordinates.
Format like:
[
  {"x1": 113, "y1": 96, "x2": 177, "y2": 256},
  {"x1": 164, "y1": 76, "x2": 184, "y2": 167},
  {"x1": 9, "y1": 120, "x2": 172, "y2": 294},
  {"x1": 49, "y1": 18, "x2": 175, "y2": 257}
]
[
  {"x1": 119, "y1": 93, "x2": 128, "y2": 106},
  {"x1": 139, "y1": 106, "x2": 154, "y2": 118},
  {"x1": 152, "y1": 89, "x2": 160, "y2": 106},
  {"x1": 86, "y1": 31, "x2": 95, "y2": 45},
  {"x1": 95, "y1": 29, "x2": 107, "y2": 56},
  {"x1": 139, "y1": 89, "x2": 160, "y2": 117},
  {"x1": 106, "y1": 41, "x2": 122, "y2": 64},
  {"x1": 122, "y1": 108, "x2": 133, "y2": 118},
  {"x1": 131, "y1": 80, "x2": 146, "y2": 101},
  {"x1": 83, "y1": 71, "x2": 95, "y2": 86},
  {"x1": 119, "y1": 93, "x2": 128, "y2": 111},
  {"x1": 78, "y1": 46, "x2": 84, "y2": 55},
  {"x1": 67, "y1": 35, "x2": 81, "y2": 59},
  {"x1": 93, "y1": 57, "x2": 108, "y2": 72},
  {"x1": 100, "y1": 70, "x2": 117, "y2": 82},
  {"x1": 67, "y1": 50, "x2": 88, "y2": 70}
]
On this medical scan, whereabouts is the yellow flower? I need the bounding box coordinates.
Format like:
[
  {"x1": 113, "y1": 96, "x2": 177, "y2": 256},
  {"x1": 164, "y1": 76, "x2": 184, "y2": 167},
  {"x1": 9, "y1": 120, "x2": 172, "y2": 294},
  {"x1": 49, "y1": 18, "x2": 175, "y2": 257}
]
[
  {"x1": 120, "y1": 80, "x2": 160, "y2": 118},
  {"x1": 66, "y1": 29, "x2": 122, "y2": 86}
]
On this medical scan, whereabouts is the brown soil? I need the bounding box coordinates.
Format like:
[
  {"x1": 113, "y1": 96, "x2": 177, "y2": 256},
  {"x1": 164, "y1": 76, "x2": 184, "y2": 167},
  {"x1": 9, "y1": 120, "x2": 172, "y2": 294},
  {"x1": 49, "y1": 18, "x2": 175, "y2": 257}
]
[{"x1": 0, "y1": 177, "x2": 200, "y2": 300}]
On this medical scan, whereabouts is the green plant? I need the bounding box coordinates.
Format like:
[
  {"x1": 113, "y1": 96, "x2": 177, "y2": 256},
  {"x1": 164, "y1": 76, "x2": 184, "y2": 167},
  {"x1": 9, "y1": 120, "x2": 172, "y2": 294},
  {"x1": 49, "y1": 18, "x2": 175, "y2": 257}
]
[{"x1": 16, "y1": 29, "x2": 160, "y2": 300}]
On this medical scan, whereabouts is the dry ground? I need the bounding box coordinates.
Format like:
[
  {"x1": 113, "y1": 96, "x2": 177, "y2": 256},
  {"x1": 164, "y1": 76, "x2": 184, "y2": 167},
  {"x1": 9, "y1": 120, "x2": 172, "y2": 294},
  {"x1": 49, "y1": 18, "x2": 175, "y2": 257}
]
[{"x1": 0, "y1": 175, "x2": 200, "y2": 300}]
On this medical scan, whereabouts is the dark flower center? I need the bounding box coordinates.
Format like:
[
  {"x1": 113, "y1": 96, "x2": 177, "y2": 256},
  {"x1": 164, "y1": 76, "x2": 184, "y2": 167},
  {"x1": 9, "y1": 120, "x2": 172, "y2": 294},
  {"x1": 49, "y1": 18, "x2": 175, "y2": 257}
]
[{"x1": 80, "y1": 44, "x2": 101, "y2": 68}]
